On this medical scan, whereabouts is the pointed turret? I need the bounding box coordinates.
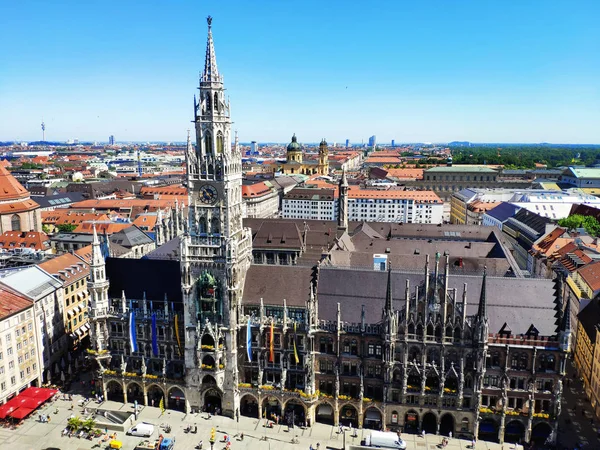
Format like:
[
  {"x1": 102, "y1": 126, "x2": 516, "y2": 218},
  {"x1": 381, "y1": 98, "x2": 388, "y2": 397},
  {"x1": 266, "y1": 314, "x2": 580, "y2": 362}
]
[
  {"x1": 203, "y1": 16, "x2": 220, "y2": 83},
  {"x1": 559, "y1": 296, "x2": 572, "y2": 352},
  {"x1": 337, "y1": 168, "x2": 349, "y2": 231},
  {"x1": 477, "y1": 266, "x2": 488, "y2": 320},
  {"x1": 385, "y1": 262, "x2": 393, "y2": 314}
]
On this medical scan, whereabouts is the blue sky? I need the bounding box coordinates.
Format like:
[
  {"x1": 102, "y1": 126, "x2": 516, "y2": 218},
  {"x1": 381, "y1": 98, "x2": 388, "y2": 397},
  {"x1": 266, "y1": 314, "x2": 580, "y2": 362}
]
[{"x1": 1, "y1": 0, "x2": 599, "y2": 144}]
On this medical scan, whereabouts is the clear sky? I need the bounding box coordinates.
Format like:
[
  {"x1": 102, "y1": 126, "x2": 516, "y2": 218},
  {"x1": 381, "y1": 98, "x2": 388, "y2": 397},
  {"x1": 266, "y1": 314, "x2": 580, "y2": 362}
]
[{"x1": 1, "y1": 0, "x2": 599, "y2": 144}]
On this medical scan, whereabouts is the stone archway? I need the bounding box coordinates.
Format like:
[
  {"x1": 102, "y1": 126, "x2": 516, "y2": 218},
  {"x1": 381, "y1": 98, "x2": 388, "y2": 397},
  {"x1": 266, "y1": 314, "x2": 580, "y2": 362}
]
[
  {"x1": 127, "y1": 381, "x2": 144, "y2": 405},
  {"x1": 315, "y1": 402, "x2": 334, "y2": 425},
  {"x1": 422, "y1": 412, "x2": 437, "y2": 434},
  {"x1": 284, "y1": 399, "x2": 306, "y2": 427},
  {"x1": 168, "y1": 386, "x2": 186, "y2": 412},
  {"x1": 478, "y1": 418, "x2": 498, "y2": 442},
  {"x1": 105, "y1": 380, "x2": 123, "y2": 402},
  {"x1": 531, "y1": 422, "x2": 552, "y2": 445},
  {"x1": 204, "y1": 387, "x2": 222, "y2": 414},
  {"x1": 439, "y1": 413, "x2": 454, "y2": 436},
  {"x1": 262, "y1": 396, "x2": 281, "y2": 420},
  {"x1": 146, "y1": 384, "x2": 165, "y2": 409},
  {"x1": 240, "y1": 394, "x2": 259, "y2": 418},
  {"x1": 339, "y1": 404, "x2": 358, "y2": 427},
  {"x1": 363, "y1": 407, "x2": 382, "y2": 430},
  {"x1": 404, "y1": 410, "x2": 419, "y2": 434},
  {"x1": 504, "y1": 420, "x2": 525, "y2": 444}
]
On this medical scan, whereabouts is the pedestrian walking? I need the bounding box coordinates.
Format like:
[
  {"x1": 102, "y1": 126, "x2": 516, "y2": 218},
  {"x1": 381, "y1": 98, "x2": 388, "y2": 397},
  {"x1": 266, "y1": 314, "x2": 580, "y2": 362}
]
[
  {"x1": 422, "y1": 429, "x2": 425, "y2": 438},
  {"x1": 449, "y1": 431, "x2": 452, "y2": 439}
]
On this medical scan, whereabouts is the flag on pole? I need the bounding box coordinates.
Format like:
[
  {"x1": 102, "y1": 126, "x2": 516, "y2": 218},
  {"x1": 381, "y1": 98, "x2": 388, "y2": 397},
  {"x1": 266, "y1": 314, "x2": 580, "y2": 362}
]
[
  {"x1": 269, "y1": 318, "x2": 274, "y2": 363},
  {"x1": 246, "y1": 317, "x2": 252, "y2": 362},
  {"x1": 151, "y1": 313, "x2": 159, "y2": 356},
  {"x1": 174, "y1": 314, "x2": 182, "y2": 357},
  {"x1": 159, "y1": 396, "x2": 165, "y2": 414},
  {"x1": 293, "y1": 322, "x2": 299, "y2": 364},
  {"x1": 129, "y1": 311, "x2": 138, "y2": 353}
]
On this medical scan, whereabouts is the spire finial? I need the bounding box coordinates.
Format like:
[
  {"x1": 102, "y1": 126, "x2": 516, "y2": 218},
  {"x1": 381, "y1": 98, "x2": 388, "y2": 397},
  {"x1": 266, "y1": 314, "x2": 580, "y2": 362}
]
[
  {"x1": 207, "y1": 15, "x2": 212, "y2": 27},
  {"x1": 203, "y1": 16, "x2": 219, "y2": 82}
]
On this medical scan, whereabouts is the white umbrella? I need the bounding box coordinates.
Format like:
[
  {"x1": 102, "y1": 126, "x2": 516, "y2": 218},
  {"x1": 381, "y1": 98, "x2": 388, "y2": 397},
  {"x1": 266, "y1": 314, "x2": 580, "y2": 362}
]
[{"x1": 60, "y1": 371, "x2": 66, "y2": 383}]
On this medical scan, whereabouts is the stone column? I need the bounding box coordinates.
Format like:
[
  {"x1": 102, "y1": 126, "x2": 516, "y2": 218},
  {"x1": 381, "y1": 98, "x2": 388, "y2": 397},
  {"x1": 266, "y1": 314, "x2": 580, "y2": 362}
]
[
  {"x1": 123, "y1": 380, "x2": 128, "y2": 403},
  {"x1": 498, "y1": 412, "x2": 506, "y2": 444},
  {"x1": 258, "y1": 393, "x2": 263, "y2": 420},
  {"x1": 358, "y1": 401, "x2": 364, "y2": 429},
  {"x1": 334, "y1": 401, "x2": 340, "y2": 426},
  {"x1": 143, "y1": 387, "x2": 148, "y2": 406}
]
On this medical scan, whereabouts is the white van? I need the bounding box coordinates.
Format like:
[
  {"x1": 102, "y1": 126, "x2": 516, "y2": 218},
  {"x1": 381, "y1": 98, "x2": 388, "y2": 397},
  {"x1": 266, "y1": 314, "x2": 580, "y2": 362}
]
[
  {"x1": 365, "y1": 430, "x2": 407, "y2": 449},
  {"x1": 127, "y1": 422, "x2": 155, "y2": 437}
]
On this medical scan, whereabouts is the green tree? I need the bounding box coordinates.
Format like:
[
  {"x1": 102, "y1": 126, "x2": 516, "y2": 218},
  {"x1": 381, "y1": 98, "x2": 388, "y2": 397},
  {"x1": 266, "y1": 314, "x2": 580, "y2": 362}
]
[
  {"x1": 56, "y1": 223, "x2": 77, "y2": 233},
  {"x1": 558, "y1": 214, "x2": 600, "y2": 237},
  {"x1": 67, "y1": 416, "x2": 82, "y2": 431},
  {"x1": 82, "y1": 417, "x2": 96, "y2": 431}
]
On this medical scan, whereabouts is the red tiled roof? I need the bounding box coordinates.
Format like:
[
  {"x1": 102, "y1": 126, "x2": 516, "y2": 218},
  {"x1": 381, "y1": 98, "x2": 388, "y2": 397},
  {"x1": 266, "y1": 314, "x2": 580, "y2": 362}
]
[
  {"x1": 38, "y1": 252, "x2": 89, "y2": 285},
  {"x1": 242, "y1": 182, "x2": 273, "y2": 198},
  {"x1": 73, "y1": 222, "x2": 131, "y2": 234},
  {"x1": 578, "y1": 260, "x2": 600, "y2": 292},
  {"x1": 41, "y1": 211, "x2": 110, "y2": 226},
  {"x1": 0, "y1": 285, "x2": 32, "y2": 320},
  {"x1": 0, "y1": 231, "x2": 50, "y2": 251}
]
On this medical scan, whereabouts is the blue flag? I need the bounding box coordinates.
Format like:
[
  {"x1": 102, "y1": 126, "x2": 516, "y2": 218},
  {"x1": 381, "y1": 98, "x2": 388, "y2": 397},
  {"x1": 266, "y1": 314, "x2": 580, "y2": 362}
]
[
  {"x1": 151, "y1": 313, "x2": 159, "y2": 356},
  {"x1": 129, "y1": 311, "x2": 138, "y2": 353},
  {"x1": 246, "y1": 317, "x2": 252, "y2": 362}
]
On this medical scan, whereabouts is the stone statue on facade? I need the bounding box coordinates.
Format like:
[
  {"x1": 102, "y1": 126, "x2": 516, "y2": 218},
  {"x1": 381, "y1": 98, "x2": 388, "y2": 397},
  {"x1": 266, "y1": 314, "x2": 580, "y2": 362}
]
[
  {"x1": 120, "y1": 354, "x2": 127, "y2": 373},
  {"x1": 141, "y1": 355, "x2": 147, "y2": 376},
  {"x1": 162, "y1": 357, "x2": 167, "y2": 377}
]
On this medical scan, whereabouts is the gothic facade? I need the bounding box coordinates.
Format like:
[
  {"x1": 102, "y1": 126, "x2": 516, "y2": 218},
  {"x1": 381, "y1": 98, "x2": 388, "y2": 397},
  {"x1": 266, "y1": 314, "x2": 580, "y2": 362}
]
[{"x1": 87, "y1": 18, "x2": 568, "y2": 446}]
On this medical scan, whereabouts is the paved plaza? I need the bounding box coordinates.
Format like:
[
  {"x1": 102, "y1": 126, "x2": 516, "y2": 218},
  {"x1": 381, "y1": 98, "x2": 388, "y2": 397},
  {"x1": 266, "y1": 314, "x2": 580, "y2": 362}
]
[{"x1": 0, "y1": 360, "x2": 598, "y2": 450}]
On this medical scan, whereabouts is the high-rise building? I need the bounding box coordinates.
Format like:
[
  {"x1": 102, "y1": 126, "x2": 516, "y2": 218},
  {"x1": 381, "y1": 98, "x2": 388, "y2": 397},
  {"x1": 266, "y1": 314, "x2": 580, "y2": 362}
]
[
  {"x1": 250, "y1": 141, "x2": 258, "y2": 154},
  {"x1": 109, "y1": 135, "x2": 115, "y2": 145},
  {"x1": 345, "y1": 139, "x2": 350, "y2": 148},
  {"x1": 391, "y1": 139, "x2": 395, "y2": 148},
  {"x1": 368, "y1": 135, "x2": 377, "y2": 148}
]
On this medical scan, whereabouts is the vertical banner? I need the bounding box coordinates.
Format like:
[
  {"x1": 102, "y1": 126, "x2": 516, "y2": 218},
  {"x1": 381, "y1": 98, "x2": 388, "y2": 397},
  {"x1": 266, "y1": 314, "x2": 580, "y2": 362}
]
[
  {"x1": 293, "y1": 322, "x2": 299, "y2": 364},
  {"x1": 246, "y1": 317, "x2": 252, "y2": 362},
  {"x1": 269, "y1": 319, "x2": 274, "y2": 363},
  {"x1": 151, "y1": 313, "x2": 159, "y2": 356},
  {"x1": 129, "y1": 311, "x2": 138, "y2": 353},
  {"x1": 174, "y1": 314, "x2": 182, "y2": 357}
]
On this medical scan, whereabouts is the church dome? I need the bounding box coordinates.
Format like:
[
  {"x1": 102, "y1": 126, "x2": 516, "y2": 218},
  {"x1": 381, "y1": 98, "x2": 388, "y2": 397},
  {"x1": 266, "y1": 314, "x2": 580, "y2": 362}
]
[{"x1": 287, "y1": 134, "x2": 301, "y2": 152}]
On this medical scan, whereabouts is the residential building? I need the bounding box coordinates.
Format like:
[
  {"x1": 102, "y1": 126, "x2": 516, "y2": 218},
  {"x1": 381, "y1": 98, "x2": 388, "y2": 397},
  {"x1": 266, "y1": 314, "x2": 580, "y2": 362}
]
[
  {"x1": 482, "y1": 203, "x2": 521, "y2": 231},
  {"x1": 0, "y1": 286, "x2": 39, "y2": 405},
  {"x1": 590, "y1": 323, "x2": 600, "y2": 419},
  {"x1": 242, "y1": 182, "x2": 280, "y2": 219},
  {"x1": 38, "y1": 252, "x2": 91, "y2": 352},
  {"x1": 0, "y1": 266, "x2": 65, "y2": 383},
  {"x1": 574, "y1": 301, "x2": 600, "y2": 402},
  {"x1": 560, "y1": 167, "x2": 600, "y2": 188},
  {"x1": 0, "y1": 231, "x2": 51, "y2": 253},
  {"x1": 109, "y1": 225, "x2": 156, "y2": 258},
  {"x1": 282, "y1": 188, "x2": 337, "y2": 221}
]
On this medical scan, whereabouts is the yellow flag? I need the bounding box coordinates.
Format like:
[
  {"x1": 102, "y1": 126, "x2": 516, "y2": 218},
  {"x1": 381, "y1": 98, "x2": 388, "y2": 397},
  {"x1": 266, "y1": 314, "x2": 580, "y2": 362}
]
[
  {"x1": 159, "y1": 396, "x2": 165, "y2": 413},
  {"x1": 293, "y1": 322, "x2": 299, "y2": 364}
]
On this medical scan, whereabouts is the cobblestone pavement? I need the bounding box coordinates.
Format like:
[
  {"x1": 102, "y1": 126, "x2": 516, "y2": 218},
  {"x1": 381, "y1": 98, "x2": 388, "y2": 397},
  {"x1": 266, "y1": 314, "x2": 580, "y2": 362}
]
[
  {"x1": 555, "y1": 361, "x2": 600, "y2": 449},
  {"x1": 2, "y1": 361, "x2": 596, "y2": 450}
]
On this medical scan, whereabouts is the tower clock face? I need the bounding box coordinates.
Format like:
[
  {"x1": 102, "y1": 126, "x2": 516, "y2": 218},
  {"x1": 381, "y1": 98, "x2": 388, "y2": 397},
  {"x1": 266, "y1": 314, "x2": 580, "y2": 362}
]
[{"x1": 199, "y1": 184, "x2": 218, "y2": 204}]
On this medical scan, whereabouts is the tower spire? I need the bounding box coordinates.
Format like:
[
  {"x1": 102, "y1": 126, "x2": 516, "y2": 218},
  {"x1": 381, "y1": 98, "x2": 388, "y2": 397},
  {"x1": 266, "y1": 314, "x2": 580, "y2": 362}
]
[
  {"x1": 203, "y1": 16, "x2": 220, "y2": 83},
  {"x1": 337, "y1": 168, "x2": 348, "y2": 231}
]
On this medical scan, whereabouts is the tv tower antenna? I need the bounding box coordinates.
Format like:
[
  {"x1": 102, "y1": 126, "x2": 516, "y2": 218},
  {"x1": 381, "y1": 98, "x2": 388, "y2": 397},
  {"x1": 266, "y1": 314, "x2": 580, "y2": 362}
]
[{"x1": 41, "y1": 119, "x2": 46, "y2": 142}]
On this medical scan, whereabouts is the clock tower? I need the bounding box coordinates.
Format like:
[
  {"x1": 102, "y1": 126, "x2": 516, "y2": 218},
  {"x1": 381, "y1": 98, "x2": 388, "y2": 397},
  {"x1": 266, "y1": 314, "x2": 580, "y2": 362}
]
[{"x1": 182, "y1": 16, "x2": 252, "y2": 418}]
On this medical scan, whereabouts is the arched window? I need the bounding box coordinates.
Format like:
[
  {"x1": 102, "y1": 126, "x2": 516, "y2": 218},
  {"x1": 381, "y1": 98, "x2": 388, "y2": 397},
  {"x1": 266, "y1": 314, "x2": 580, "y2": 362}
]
[
  {"x1": 204, "y1": 132, "x2": 213, "y2": 154},
  {"x1": 206, "y1": 93, "x2": 211, "y2": 112},
  {"x1": 11, "y1": 214, "x2": 20, "y2": 231},
  {"x1": 211, "y1": 217, "x2": 219, "y2": 234},
  {"x1": 216, "y1": 132, "x2": 224, "y2": 154},
  {"x1": 214, "y1": 92, "x2": 219, "y2": 112},
  {"x1": 199, "y1": 217, "x2": 207, "y2": 234}
]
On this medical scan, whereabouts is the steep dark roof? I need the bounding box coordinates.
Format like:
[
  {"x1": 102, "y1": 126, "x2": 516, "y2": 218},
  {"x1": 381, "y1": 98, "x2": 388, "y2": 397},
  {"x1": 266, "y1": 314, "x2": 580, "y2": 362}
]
[
  {"x1": 577, "y1": 300, "x2": 600, "y2": 341},
  {"x1": 106, "y1": 258, "x2": 182, "y2": 302},
  {"x1": 109, "y1": 225, "x2": 153, "y2": 248},
  {"x1": 486, "y1": 202, "x2": 521, "y2": 222},
  {"x1": 316, "y1": 266, "x2": 557, "y2": 336}
]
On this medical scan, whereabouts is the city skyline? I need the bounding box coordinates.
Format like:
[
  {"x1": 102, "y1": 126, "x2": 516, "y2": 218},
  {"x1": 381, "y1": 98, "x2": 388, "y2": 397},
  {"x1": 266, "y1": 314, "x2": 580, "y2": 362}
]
[{"x1": 1, "y1": 0, "x2": 599, "y2": 143}]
